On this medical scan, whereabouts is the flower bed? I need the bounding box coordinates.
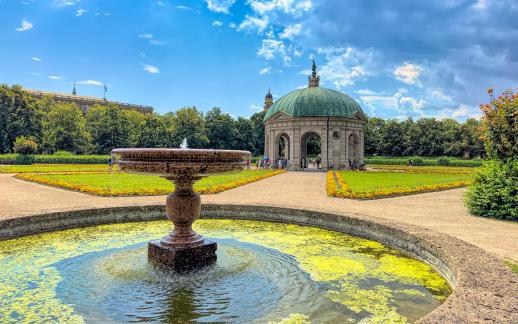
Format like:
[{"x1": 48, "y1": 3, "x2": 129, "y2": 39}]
[
  {"x1": 327, "y1": 170, "x2": 472, "y2": 199},
  {"x1": 15, "y1": 170, "x2": 285, "y2": 196}
]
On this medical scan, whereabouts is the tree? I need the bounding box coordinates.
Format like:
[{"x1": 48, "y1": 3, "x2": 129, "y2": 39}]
[
  {"x1": 364, "y1": 117, "x2": 384, "y2": 155},
  {"x1": 171, "y1": 107, "x2": 208, "y2": 148},
  {"x1": 466, "y1": 89, "x2": 517, "y2": 221},
  {"x1": 137, "y1": 113, "x2": 170, "y2": 147},
  {"x1": 204, "y1": 107, "x2": 237, "y2": 149},
  {"x1": 42, "y1": 102, "x2": 90, "y2": 153},
  {"x1": 86, "y1": 104, "x2": 134, "y2": 153},
  {"x1": 234, "y1": 117, "x2": 255, "y2": 152},
  {"x1": 441, "y1": 119, "x2": 463, "y2": 157},
  {"x1": 460, "y1": 118, "x2": 485, "y2": 158},
  {"x1": 379, "y1": 120, "x2": 405, "y2": 156},
  {"x1": 0, "y1": 85, "x2": 41, "y2": 153},
  {"x1": 480, "y1": 89, "x2": 517, "y2": 161},
  {"x1": 250, "y1": 111, "x2": 266, "y2": 156}
]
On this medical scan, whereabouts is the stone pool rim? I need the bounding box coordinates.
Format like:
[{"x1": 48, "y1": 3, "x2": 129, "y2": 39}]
[{"x1": 0, "y1": 204, "x2": 516, "y2": 323}]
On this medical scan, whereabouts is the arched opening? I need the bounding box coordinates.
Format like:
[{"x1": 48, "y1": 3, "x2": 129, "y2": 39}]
[
  {"x1": 348, "y1": 133, "x2": 360, "y2": 169},
  {"x1": 301, "y1": 132, "x2": 321, "y2": 170},
  {"x1": 276, "y1": 133, "x2": 290, "y2": 169}
]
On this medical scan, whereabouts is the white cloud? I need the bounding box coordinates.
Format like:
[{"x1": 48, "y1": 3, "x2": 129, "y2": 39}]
[
  {"x1": 257, "y1": 39, "x2": 286, "y2": 60},
  {"x1": 31, "y1": 72, "x2": 42, "y2": 76},
  {"x1": 249, "y1": 104, "x2": 263, "y2": 113},
  {"x1": 238, "y1": 15, "x2": 269, "y2": 33},
  {"x1": 316, "y1": 47, "x2": 378, "y2": 88},
  {"x1": 139, "y1": 33, "x2": 166, "y2": 46},
  {"x1": 393, "y1": 63, "x2": 422, "y2": 85},
  {"x1": 279, "y1": 23, "x2": 301, "y2": 39},
  {"x1": 205, "y1": 0, "x2": 236, "y2": 13},
  {"x1": 54, "y1": 0, "x2": 78, "y2": 7},
  {"x1": 31, "y1": 57, "x2": 42, "y2": 62},
  {"x1": 157, "y1": 1, "x2": 165, "y2": 6},
  {"x1": 259, "y1": 66, "x2": 272, "y2": 75},
  {"x1": 142, "y1": 64, "x2": 160, "y2": 74},
  {"x1": 75, "y1": 9, "x2": 86, "y2": 17},
  {"x1": 250, "y1": 0, "x2": 312, "y2": 16},
  {"x1": 212, "y1": 20, "x2": 223, "y2": 27},
  {"x1": 176, "y1": 5, "x2": 192, "y2": 10},
  {"x1": 399, "y1": 96, "x2": 426, "y2": 113},
  {"x1": 48, "y1": 75, "x2": 66, "y2": 80},
  {"x1": 77, "y1": 80, "x2": 103, "y2": 86},
  {"x1": 16, "y1": 19, "x2": 33, "y2": 32},
  {"x1": 139, "y1": 52, "x2": 146, "y2": 58},
  {"x1": 149, "y1": 39, "x2": 166, "y2": 46}
]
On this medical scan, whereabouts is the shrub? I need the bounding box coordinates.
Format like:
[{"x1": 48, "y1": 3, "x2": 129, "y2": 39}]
[
  {"x1": 53, "y1": 150, "x2": 74, "y2": 156},
  {"x1": 437, "y1": 158, "x2": 451, "y2": 166},
  {"x1": 14, "y1": 154, "x2": 35, "y2": 165},
  {"x1": 408, "y1": 157, "x2": 424, "y2": 166},
  {"x1": 466, "y1": 160, "x2": 518, "y2": 221},
  {"x1": 13, "y1": 136, "x2": 38, "y2": 155}
]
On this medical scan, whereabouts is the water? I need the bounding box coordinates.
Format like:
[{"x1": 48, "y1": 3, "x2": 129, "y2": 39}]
[{"x1": 0, "y1": 219, "x2": 451, "y2": 323}]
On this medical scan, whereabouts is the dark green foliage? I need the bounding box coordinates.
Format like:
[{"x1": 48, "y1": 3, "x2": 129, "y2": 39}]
[
  {"x1": 205, "y1": 107, "x2": 237, "y2": 149},
  {"x1": 409, "y1": 157, "x2": 424, "y2": 166},
  {"x1": 364, "y1": 116, "x2": 485, "y2": 158},
  {"x1": 14, "y1": 154, "x2": 35, "y2": 165},
  {"x1": 437, "y1": 158, "x2": 451, "y2": 166},
  {"x1": 13, "y1": 136, "x2": 38, "y2": 155},
  {"x1": 466, "y1": 160, "x2": 518, "y2": 221},
  {"x1": 364, "y1": 156, "x2": 483, "y2": 167}
]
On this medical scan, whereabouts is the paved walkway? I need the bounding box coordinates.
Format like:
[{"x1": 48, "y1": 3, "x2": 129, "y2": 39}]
[{"x1": 1, "y1": 172, "x2": 517, "y2": 262}]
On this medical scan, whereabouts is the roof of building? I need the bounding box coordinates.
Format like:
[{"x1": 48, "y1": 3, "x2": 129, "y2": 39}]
[
  {"x1": 24, "y1": 88, "x2": 153, "y2": 113},
  {"x1": 263, "y1": 86, "x2": 364, "y2": 121}
]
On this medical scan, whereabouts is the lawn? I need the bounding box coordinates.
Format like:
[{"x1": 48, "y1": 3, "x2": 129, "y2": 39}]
[
  {"x1": 328, "y1": 168, "x2": 474, "y2": 199},
  {"x1": 16, "y1": 169, "x2": 284, "y2": 196},
  {"x1": 368, "y1": 164, "x2": 475, "y2": 174},
  {"x1": 0, "y1": 164, "x2": 118, "y2": 173}
]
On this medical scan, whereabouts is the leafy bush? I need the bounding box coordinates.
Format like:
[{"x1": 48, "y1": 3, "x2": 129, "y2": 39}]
[
  {"x1": 408, "y1": 157, "x2": 424, "y2": 166},
  {"x1": 53, "y1": 150, "x2": 75, "y2": 156},
  {"x1": 13, "y1": 136, "x2": 38, "y2": 155},
  {"x1": 466, "y1": 160, "x2": 518, "y2": 221},
  {"x1": 437, "y1": 158, "x2": 451, "y2": 166},
  {"x1": 14, "y1": 154, "x2": 35, "y2": 165}
]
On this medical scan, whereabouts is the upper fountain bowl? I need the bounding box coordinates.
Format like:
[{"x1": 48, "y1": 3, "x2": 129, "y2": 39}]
[{"x1": 112, "y1": 148, "x2": 252, "y2": 178}]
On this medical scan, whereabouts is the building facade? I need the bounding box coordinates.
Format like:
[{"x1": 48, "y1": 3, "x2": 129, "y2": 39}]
[
  {"x1": 263, "y1": 62, "x2": 367, "y2": 171},
  {"x1": 25, "y1": 88, "x2": 153, "y2": 115}
]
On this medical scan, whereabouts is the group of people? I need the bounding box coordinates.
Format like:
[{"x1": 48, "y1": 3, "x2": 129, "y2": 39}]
[{"x1": 301, "y1": 156, "x2": 321, "y2": 169}]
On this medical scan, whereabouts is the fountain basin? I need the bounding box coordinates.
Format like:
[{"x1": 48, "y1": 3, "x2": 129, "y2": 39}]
[
  {"x1": 0, "y1": 205, "x2": 516, "y2": 323},
  {"x1": 112, "y1": 148, "x2": 252, "y2": 177},
  {"x1": 112, "y1": 148, "x2": 252, "y2": 271}
]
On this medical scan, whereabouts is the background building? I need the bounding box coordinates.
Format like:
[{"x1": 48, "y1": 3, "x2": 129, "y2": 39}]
[
  {"x1": 24, "y1": 87, "x2": 153, "y2": 115},
  {"x1": 263, "y1": 61, "x2": 367, "y2": 171}
]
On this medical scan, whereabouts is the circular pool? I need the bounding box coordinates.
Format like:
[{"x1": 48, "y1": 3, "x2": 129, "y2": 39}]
[{"x1": 0, "y1": 219, "x2": 451, "y2": 323}]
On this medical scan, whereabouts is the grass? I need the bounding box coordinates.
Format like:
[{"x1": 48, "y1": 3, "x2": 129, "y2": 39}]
[
  {"x1": 0, "y1": 164, "x2": 119, "y2": 173},
  {"x1": 368, "y1": 164, "x2": 475, "y2": 174},
  {"x1": 339, "y1": 171, "x2": 473, "y2": 193},
  {"x1": 16, "y1": 169, "x2": 285, "y2": 196},
  {"x1": 505, "y1": 260, "x2": 518, "y2": 275},
  {"x1": 327, "y1": 166, "x2": 474, "y2": 199}
]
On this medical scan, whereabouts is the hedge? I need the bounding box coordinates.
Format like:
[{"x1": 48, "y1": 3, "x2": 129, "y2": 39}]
[
  {"x1": 0, "y1": 154, "x2": 110, "y2": 165},
  {"x1": 364, "y1": 156, "x2": 483, "y2": 167}
]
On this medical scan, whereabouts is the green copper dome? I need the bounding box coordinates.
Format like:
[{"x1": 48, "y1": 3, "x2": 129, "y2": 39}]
[{"x1": 264, "y1": 86, "x2": 364, "y2": 121}]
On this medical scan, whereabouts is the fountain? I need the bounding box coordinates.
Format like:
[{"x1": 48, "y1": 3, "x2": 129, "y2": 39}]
[{"x1": 112, "y1": 146, "x2": 251, "y2": 271}]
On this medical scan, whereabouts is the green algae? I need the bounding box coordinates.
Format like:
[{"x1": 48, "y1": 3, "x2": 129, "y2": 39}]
[{"x1": 0, "y1": 219, "x2": 451, "y2": 323}]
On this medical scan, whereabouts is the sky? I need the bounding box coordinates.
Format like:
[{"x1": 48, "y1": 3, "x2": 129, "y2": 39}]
[{"x1": 1, "y1": 0, "x2": 517, "y2": 121}]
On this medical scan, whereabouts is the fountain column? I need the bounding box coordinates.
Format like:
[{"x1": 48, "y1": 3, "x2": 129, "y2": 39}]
[{"x1": 148, "y1": 176, "x2": 217, "y2": 272}]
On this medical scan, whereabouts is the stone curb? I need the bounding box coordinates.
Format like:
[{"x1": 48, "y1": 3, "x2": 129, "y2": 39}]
[{"x1": 0, "y1": 204, "x2": 516, "y2": 323}]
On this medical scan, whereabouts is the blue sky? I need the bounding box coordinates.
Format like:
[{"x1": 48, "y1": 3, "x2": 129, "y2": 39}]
[{"x1": 1, "y1": 0, "x2": 517, "y2": 120}]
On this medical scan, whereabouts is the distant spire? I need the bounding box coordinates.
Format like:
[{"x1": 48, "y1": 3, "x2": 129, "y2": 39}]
[
  {"x1": 264, "y1": 88, "x2": 273, "y2": 111},
  {"x1": 72, "y1": 82, "x2": 77, "y2": 95},
  {"x1": 103, "y1": 83, "x2": 107, "y2": 100},
  {"x1": 308, "y1": 60, "x2": 320, "y2": 87}
]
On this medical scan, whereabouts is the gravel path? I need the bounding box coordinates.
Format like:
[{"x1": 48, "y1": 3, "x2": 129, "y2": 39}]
[{"x1": 1, "y1": 172, "x2": 517, "y2": 262}]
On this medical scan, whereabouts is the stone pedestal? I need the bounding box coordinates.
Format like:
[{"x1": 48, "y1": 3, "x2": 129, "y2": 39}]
[{"x1": 148, "y1": 239, "x2": 217, "y2": 272}]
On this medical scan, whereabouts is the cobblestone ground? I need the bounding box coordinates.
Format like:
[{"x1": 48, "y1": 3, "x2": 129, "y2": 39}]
[{"x1": 1, "y1": 172, "x2": 517, "y2": 262}]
